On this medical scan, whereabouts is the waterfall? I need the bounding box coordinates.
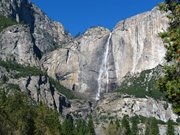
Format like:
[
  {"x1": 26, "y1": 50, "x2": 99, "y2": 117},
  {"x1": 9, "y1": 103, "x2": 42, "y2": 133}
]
[{"x1": 96, "y1": 33, "x2": 112, "y2": 100}]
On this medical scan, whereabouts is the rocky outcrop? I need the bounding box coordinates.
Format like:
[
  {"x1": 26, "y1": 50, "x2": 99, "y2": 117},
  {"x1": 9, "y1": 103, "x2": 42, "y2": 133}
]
[
  {"x1": 9, "y1": 75, "x2": 71, "y2": 113},
  {"x1": 93, "y1": 92, "x2": 180, "y2": 135},
  {"x1": 41, "y1": 47, "x2": 80, "y2": 91},
  {"x1": 94, "y1": 93, "x2": 179, "y2": 122},
  {"x1": 0, "y1": 25, "x2": 38, "y2": 66},
  {"x1": 42, "y1": 8, "x2": 169, "y2": 99},
  {"x1": 0, "y1": 0, "x2": 71, "y2": 54}
]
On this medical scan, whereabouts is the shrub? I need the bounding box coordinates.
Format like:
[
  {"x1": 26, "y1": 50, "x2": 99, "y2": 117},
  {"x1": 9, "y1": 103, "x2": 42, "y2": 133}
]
[
  {"x1": 117, "y1": 67, "x2": 165, "y2": 100},
  {"x1": 0, "y1": 14, "x2": 17, "y2": 32}
]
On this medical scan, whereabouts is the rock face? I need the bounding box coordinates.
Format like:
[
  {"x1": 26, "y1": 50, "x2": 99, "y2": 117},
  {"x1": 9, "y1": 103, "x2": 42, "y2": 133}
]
[
  {"x1": 111, "y1": 8, "x2": 169, "y2": 84},
  {"x1": 42, "y1": 8, "x2": 169, "y2": 99},
  {"x1": 0, "y1": 25, "x2": 38, "y2": 66},
  {"x1": 0, "y1": 0, "x2": 169, "y2": 99},
  {"x1": 94, "y1": 93, "x2": 179, "y2": 122},
  {"x1": 9, "y1": 75, "x2": 70, "y2": 113},
  {"x1": 93, "y1": 93, "x2": 180, "y2": 135},
  {"x1": 0, "y1": 0, "x2": 71, "y2": 54}
]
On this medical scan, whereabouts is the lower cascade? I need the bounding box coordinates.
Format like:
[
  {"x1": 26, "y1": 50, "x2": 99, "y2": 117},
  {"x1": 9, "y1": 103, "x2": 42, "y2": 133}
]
[{"x1": 96, "y1": 33, "x2": 112, "y2": 100}]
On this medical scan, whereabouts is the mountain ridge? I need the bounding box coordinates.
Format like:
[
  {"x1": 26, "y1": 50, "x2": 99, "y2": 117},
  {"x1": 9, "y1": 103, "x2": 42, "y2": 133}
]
[{"x1": 0, "y1": 0, "x2": 180, "y2": 134}]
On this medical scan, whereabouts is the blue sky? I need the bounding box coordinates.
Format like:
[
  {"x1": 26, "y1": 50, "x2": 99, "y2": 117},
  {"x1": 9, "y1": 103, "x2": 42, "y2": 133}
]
[{"x1": 31, "y1": 0, "x2": 164, "y2": 36}]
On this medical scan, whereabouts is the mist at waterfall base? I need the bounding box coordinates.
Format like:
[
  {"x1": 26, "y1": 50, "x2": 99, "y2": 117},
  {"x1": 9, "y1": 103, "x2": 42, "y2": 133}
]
[{"x1": 31, "y1": 0, "x2": 164, "y2": 36}]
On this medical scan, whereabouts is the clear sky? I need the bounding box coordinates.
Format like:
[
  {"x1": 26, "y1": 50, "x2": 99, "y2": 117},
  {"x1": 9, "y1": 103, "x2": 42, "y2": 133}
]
[{"x1": 31, "y1": 0, "x2": 164, "y2": 36}]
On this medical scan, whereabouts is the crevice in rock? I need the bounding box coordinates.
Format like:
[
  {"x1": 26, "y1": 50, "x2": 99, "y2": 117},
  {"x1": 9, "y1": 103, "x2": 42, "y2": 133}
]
[
  {"x1": 72, "y1": 84, "x2": 76, "y2": 91},
  {"x1": 66, "y1": 49, "x2": 70, "y2": 63},
  {"x1": 25, "y1": 76, "x2": 31, "y2": 89},
  {"x1": 25, "y1": 76, "x2": 32, "y2": 96},
  {"x1": 32, "y1": 35, "x2": 42, "y2": 60},
  {"x1": 121, "y1": 20, "x2": 127, "y2": 31},
  {"x1": 13, "y1": 40, "x2": 18, "y2": 50},
  {"x1": 59, "y1": 95, "x2": 71, "y2": 114}
]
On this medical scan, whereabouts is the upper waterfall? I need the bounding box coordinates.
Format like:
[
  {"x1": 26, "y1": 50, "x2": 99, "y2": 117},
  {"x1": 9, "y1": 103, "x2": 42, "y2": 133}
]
[{"x1": 96, "y1": 33, "x2": 112, "y2": 100}]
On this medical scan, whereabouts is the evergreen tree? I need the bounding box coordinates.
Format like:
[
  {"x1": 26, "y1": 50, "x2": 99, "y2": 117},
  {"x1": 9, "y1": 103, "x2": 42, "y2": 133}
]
[
  {"x1": 62, "y1": 114, "x2": 74, "y2": 135},
  {"x1": 87, "y1": 115, "x2": 95, "y2": 135},
  {"x1": 121, "y1": 116, "x2": 131, "y2": 135},
  {"x1": 115, "y1": 118, "x2": 120, "y2": 129},
  {"x1": 34, "y1": 103, "x2": 61, "y2": 135},
  {"x1": 145, "y1": 117, "x2": 159, "y2": 135},
  {"x1": 0, "y1": 89, "x2": 62, "y2": 135},
  {"x1": 131, "y1": 117, "x2": 138, "y2": 135},
  {"x1": 74, "y1": 118, "x2": 87, "y2": 135},
  {"x1": 145, "y1": 118, "x2": 151, "y2": 135},
  {"x1": 158, "y1": 0, "x2": 180, "y2": 115},
  {"x1": 167, "y1": 119, "x2": 175, "y2": 135},
  {"x1": 150, "y1": 117, "x2": 160, "y2": 135}
]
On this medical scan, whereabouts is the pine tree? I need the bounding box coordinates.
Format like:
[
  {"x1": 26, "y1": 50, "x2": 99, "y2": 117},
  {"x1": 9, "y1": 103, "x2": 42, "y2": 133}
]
[
  {"x1": 145, "y1": 117, "x2": 159, "y2": 135},
  {"x1": 150, "y1": 117, "x2": 160, "y2": 135},
  {"x1": 74, "y1": 119, "x2": 87, "y2": 135},
  {"x1": 131, "y1": 117, "x2": 138, "y2": 135},
  {"x1": 145, "y1": 118, "x2": 151, "y2": 135},
  {"x1": 87, "y1": 115, "x2": 95, "y2": 135},
  {"x1": 62, "y1": 114, "x2": 74, "y2": 135},
  {"x1": 167, "y1": 119, "x2": 175, "y2": 135},
  {"x1": 121, "y1": 116, "x2": 131, "y2": 135},
  {"x1": 115, "y1": 118, "x2": 120, "y2": 129},
  {"x1": 157, "y1": 0, "x2": 180, "y2": 115}
]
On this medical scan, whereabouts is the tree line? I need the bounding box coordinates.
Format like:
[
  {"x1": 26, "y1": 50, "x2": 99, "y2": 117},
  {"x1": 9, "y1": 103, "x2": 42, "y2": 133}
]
[
  {"x1": 0, "y1": 88, "x2": 95, "y2": 135},
  {"x1": 104, "y1": 116, "x2": 175, "y2": 135}
]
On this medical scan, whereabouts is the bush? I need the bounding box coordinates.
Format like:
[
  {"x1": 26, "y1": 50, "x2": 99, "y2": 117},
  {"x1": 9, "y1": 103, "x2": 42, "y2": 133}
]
[
  {"x1": 167, "y1": 119, "x2": 175, "y2": 135},
  {"x1": 117, "y1": 67, "x2": 165, "y2": 100},
  {"x1": 0, "y1": 90, "x2": 62, "y2": 135},
  {"x1": 0, "y1": 14, "x2": 17, "y2": 32},
  {"x1": 49, "y1": 77, "x2": 77, "y2": 99},
  {"x1": 0, "y1": 59, "x2": 45, "y2": 78},
  {"x1": 1, "y1": 75, "x2": 8, "y2": 83}
]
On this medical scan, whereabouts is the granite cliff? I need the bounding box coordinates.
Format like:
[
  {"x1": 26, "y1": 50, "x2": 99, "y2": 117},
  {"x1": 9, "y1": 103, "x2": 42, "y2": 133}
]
[
  {"x1": 0, "y1": 0, "x2": 179, "y2": 134},
  {"x1": 42, "y1": 7, "x2": 169, "y2": 99}
]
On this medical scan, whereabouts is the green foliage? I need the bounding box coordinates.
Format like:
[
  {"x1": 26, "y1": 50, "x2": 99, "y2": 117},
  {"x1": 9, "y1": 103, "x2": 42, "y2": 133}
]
[
  {"x1": 167, "y1": 119, "x2": 175, "y2": 135},
  {"x1": 158, "y1": 2, "x2": 169, "y2": 11},
  {"x1": 34, "y1": 103, "x2": 61, "y2": 135},
  {"x1": 131, "y1": 116, "x2": 138, "y2": 135},
  {"x1": 62, "y1": 115, "x2": 74, "y2": 135},
  {"x1": 0, "y1": 59, "x2": 46, "y2": 78},
  {"x1": 0, "y1": 85, "x2": 96, "y2": 135},
  {"x1": 87, "y1": 115, "x2": 96, "y2": 135},
  {"x1": 145, "y1": 117, "x2": 160, "y2": 135},
  {"x1": 121, "y1": 116, "x2": 131, "y2": 135},
  {"x1": 74, "y1": 119, "x2": 88, "y2": 135},
  {"x1": 0, "y1": 90, "x2": 58, "y2": 135},
  {"x1": 0, "y1": 14, "x2": 17, "y2": 32},
  {"x1": 117, "y1": 67, "x2": 165, "y2": 100},
  {"x1": 1, "y1": 75, "x2": 8, "y2": 83},
  {"x1": 158, "y1": 1, "x2": 180, "y2": 115},
  {"x1": 150, "y1": 117, "x2": 160, "y2": 135},
  {"x1": 6, "y1": 83, "x2": 21, "y2": 91},
  {"x1": 49, "y1": 78, "x2": 76, "y2": 99},
  {"x1": 0, "y1": 89, "x2": 62, "y2": 135}
]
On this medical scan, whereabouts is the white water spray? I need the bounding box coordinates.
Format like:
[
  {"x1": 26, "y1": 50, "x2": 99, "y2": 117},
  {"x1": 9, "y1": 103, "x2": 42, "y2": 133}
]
[{"x1": 96, "y1": 33, "x2": 112, "y2": 100}]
